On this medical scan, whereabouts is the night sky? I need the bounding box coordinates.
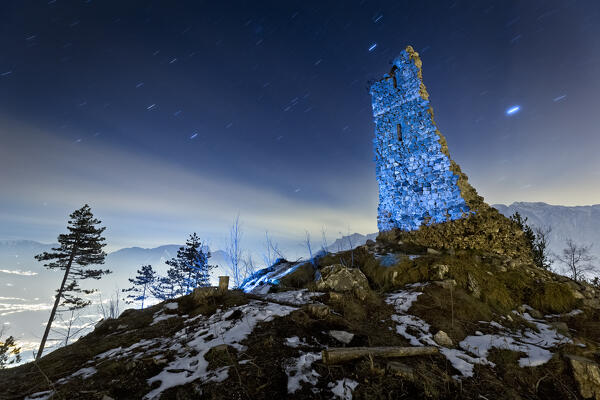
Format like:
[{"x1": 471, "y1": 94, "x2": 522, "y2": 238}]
[{"x1": 1, "y1": 1, "x2": 599, "y2": 254}]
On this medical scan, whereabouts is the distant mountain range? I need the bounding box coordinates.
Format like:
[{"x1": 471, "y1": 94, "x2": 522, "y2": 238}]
[{"x1": 493, "y1": 202, "x2": 600, "y2": 261}]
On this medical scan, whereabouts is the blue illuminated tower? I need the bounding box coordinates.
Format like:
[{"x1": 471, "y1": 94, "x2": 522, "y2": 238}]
[{"x1": 370, "y1": 46, "x2": 472, "y2": 232}]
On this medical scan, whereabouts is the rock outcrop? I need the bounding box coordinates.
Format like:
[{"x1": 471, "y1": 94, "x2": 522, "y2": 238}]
[
  {"x1": 316, "y1": 264, "x2": 370, "y2": 300},
  {"x1": 565, "y1": 354, "x2": 600, "y2": 400}
]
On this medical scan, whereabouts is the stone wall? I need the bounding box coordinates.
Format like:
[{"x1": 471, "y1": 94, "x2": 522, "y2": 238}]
[
  {"x1": 370, "y1": 46, "x2": 484, "y2": 232},
  {"x1": 371, "y1": 46, "x2": 532, "y2": 262}
]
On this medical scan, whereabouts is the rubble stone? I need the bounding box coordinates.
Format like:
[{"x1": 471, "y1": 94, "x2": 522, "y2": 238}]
[
  {"x1": 316, "y1": 264, "x2": 370, "y2": 300},
  {"x1": 329, "y1": 330, "x2": 354, "y2": 344},
  {"x1": 565, "y1": 354, "x2": 600, "y2": 400},
  {"x1": 306, "y1": 304, "x2": 330, "y2": 319},
  {"x1": 433, "y1": 330, "x2": 453, "y2": 347}
]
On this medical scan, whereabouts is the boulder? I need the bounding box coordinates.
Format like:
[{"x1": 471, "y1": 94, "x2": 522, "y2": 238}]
[
  {"x1": 432, "y1": 264, "x2": 449, "y2": 280},
  {"x1": 565, "y1": 354, "x2": 600, "y2": 400},
  {"x1": 329, "y1": 330, "x2": 354, "y2": 345},
  {"x1": 317, "y1": 264, "x2": 371, "y2": 300},
  {"x1": 433, "y1": 330, "x2": 453, "y2": 347},
  {"x1": 306, "y1": 304, "x2": 330, "y2": 319}
]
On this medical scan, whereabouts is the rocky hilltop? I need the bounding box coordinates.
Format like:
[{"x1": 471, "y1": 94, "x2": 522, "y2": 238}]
[
  {"x1": 3, "y1": 46, "x2": 598, "y2": 400},
  {"x1": 1, "y1": 236, "x2": 599, "y2": 399}
]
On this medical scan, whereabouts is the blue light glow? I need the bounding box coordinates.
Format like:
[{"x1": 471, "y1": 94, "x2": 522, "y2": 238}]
[
  {"x1": 368, "y1": 43, "x2": 377, "y2": 52},
  {"x1": 506, "y1": 105, "x2": 520, "y2": 115},
  {"x1": 369, "y1": 48, "x2": 470, "y2": 232},
  {"x1": 190, "y1": 133, "x2": 198, "y2": 139}
]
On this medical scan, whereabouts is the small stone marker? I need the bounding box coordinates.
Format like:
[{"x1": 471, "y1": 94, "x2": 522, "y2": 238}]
[{"x1": 219, "y1": 276, "x2": 229, "y2": 292}]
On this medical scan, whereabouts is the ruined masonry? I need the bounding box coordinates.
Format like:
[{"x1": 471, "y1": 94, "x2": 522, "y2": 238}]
[{"x1": 370, "y1": 46, "x2": 471, "y2": 232}]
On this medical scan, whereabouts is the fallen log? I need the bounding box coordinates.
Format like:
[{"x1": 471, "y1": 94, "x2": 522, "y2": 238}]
[{"x1": 322, "y1": 346, "x2": 439, "y2": 365}]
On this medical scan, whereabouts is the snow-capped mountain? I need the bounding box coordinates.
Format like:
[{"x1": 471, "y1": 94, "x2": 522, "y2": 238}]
[{"x1": 493, "y1": 202, "x2": 600, "y2": 261}]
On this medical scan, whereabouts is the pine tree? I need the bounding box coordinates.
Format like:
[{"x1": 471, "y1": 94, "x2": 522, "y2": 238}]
[
  {"x1": 0, "y1": 327, "x2": 21, "y2": 369},
  {"x1": 510, "y1": 212, "x2": 536, "y2": 247},
  {"x1": 165, "y1": 233, "x2": 214, "y2": 295},
  {"x1": 122, "y1": 265, "x2": 157, "y2": 309},
  {"x1": 150, "y1": 270, "x2": 181, "y2": 301},
  {"x1": 510, "y1": 212, "x2": 553, "y2": 270},
  {"x1": 34, "y1": 204, "x2": 109, "y2": 360}
]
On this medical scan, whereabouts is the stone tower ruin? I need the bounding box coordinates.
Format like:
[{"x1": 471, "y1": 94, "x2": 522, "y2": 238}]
[{"x1": 370, "y1": 46, "x2": 478, "y2": 232}]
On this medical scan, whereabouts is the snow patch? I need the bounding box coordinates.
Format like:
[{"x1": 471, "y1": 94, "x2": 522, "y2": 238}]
[
  {"x1": 71, "y1": 366, "x2": 98, "y2": 379},
  {"x1": 151, "y1": 313, "x2": 177, "y2": 325},
  {"x1": 329, "y1": 378, "x2": 359, "y2": 399},
  {"x1": 144, "y1": 301, "x2": 297, "y2": 399},
  {"x1": 386, "y1": 285, "x2": 571, "y2": 378},
  {"x1": 164, "y1": 302, "x2": 178, "y2": 310},
  {"x1": 285, "y1": 336, "x2": 308, "y2": 348},
  {"x1": 284, "y1": 352, "x2": 321, "y2": 394},
  {"x1": 24, "y1": 391, "x2": 54, "y2": 400},
  {"x1": 385, "y1": 286, "x2": 426, "y2": 313}
]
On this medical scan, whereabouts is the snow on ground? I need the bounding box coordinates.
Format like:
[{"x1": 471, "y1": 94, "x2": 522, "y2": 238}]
[
  {"x1": 263, "y1": 289, "x2": 324, "y2": 305},
  {"x1": 150, "y1": 304, "x2": 181, "y2": 325},
  {"x1": 285, "y1": 336, "x2": 309, "y2": 348},
  {"x1": 23, "y1": 391, "x2": 54, "y2": 400},
  {"x1": 385, "y1": 285, "x2": 572, "y2": 378},
  {"x1": 544, "y1": 309, "x2": 582, "y2": 318},
  {"x1": 144, "y1": 301, "x2": 297, "y2": 399},
  {"x1": 284, "y1": 352, "x2": 321, "y2": 394},
  {"x1": 150, "y1": 312, "x2": 178, "y2": 325},
  {"x1": 329, "y1": 378, "x2": 359, "y2": 399},
  {"x1": 49, "y1": 300, "x2": 297, "y2": 399},
  {"x1": 386, "y1": 284, "x2": 427, "y2": 313},
  {"x1": 70, "y1": 366, "x2": 97, "y2": 379}
]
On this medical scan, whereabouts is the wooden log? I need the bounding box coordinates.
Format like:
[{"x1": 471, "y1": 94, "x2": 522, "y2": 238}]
[{"x1": 322, "y1": 346, "x2": 439, "y2": 365}]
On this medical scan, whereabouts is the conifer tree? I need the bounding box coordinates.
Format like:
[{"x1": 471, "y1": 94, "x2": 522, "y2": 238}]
[
  {"x1": 34, "y1": 204, "x2": 109, "y2": 360},
  {"x1": 123, "y1": 265, "x2": 157, "y2": 309},
  {"x1": 151, "y1": 269, "x2": 183, "y2": 301},
  {"x1": 0, "y1": 327, "x2": 21, "y2": 369},
  {"x1": 165, "y1": 233, "x2": 214, "y2": 295},
  {"x1": 510, "y1": 212, "x2": 553, "y2": 270}
]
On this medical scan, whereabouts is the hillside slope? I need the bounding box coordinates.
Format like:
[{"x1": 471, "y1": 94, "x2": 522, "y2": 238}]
[{"x1": 1, "y1": 236, "x2": 599, "y2": 400}]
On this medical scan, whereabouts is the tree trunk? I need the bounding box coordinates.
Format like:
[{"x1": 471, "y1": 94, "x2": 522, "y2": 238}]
[
  {"x1": 36, "y1": 245, "x2": 77, "y2": 360},
  {"x1": 322, "y1": 346, "x2": 439, "y2": 365},
  {"x1": 141, "y1": 284, "x2": 146, "y2": 310}
]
